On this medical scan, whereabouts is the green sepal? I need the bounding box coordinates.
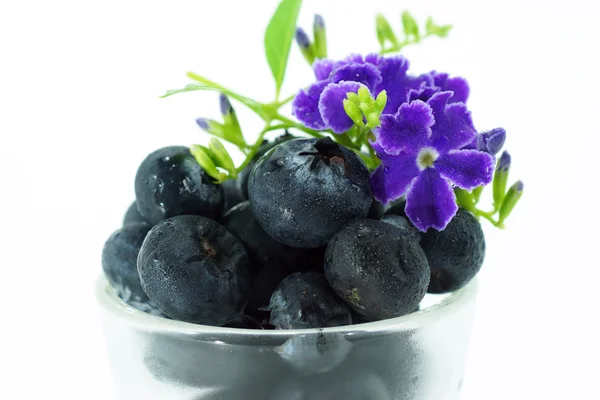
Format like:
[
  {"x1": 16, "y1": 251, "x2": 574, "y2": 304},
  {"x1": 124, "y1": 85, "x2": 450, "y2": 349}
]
[
  {"x1": 209, "y1": 138, "x2": 236, "y2": 177},
  {"x1": 401, "y1": 11, "x2": 420, "y2": 41},
  {"x1": 471, "y1": 185, "x2": 484, "y2": 204},
  {"x1": 498, "y1": 181, "x2": 524, "y2": 224},
  {"x1": 425, "y1": 17, "x2": 453, "y2": 38},
  {"x1": 221, "y1": 103, "x2": 246, "y2": 149},
  {"x1": 376, "y1": 14, "x2": 399, "y2": 47},
  {"x1": 454, "y1": 187, "x2": 476, "y2": 213},
  {"x1": 313, "y1": 15, "x2": 327, "y2": 59},
  {"x1": 190, "y1": 145, "x2": 227, "y2": 182}
]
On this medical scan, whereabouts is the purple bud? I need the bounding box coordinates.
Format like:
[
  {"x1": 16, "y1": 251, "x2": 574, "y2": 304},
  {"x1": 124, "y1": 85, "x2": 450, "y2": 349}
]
[
  {"x1": 497, "y1": 151, "x2": 511, "y2": 171},
  {"x1": 515, "y1": 180, "x2": 524, "y2": 192},
  {"x1": 314, "y1": 14, "x2": 325, "y2": 29},
  {"x1": 295, "y1": 27, "x2": 311, "y2": 49},
  {"x1": 196, "y1": 118, "x2": 209, "y2": 131},
  {"x1": 219, "y1": 93, "x2": 233, "y2": 116},
  {"x1": 477, "y1": 127, "x2": 506, "y2": 155}
]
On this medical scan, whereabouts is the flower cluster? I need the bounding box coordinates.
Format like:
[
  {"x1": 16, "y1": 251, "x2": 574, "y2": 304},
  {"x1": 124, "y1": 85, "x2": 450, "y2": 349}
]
[{"x1": 292, "y1": 54, "x2": 497, "y2": 231}]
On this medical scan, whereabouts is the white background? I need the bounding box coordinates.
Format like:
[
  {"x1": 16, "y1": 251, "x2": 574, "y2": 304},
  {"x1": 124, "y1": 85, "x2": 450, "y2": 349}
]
[{"x1": 1, "y1": 0, "x2": 599, "y2": 399}]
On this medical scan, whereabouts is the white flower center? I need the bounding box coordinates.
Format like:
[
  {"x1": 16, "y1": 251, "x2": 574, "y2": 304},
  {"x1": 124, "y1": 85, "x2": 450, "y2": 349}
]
[{"x1": 416, "y1": 147, "x2": 439, "y2": 170}]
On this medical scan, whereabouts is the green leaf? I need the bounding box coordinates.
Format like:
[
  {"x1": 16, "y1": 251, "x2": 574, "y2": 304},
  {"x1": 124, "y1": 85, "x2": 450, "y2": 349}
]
[
  {"x1": 454, "y1": 188, "x2": 476, "y2": 213},
  {"x1": 190, "y1": 145, "x2": 226, "y2": 182},
  {"x1": 264, "y1": 0, "x2": 303, "y2": 99},
  {"x1": 375, "y1": 14, "x2": 398, "y2": 47},
  {"x1": 425, "y1": 17, "x2": 453, "y2": 38},
  {"x1": 161, "y1": 84, "x2": 215, "y2": 98},
  {"x1": 401, "y1": 11, "x2": 420, "y2": 41},
  {"x1": 209, "y1": 138, "x2": 236, "y2": 175}
]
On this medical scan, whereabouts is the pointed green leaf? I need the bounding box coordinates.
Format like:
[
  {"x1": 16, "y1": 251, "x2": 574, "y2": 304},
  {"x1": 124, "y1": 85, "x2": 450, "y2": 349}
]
[
  {"x1": 264, "y1": 0, "x2": 303, "y2": 99},
  {"x1": 375, "y1": 14, "x2": 398, "y2": 47},
  {"x1": 209, "y1": 138, "x2": 236, "y2": 175},
  {"x1": 401, "y1": 11, "x2": 420, "y2": 41}
]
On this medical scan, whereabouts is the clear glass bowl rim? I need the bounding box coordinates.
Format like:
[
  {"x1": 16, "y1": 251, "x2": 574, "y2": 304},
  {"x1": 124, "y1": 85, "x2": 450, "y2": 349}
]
[{"x1": 96, "y1": 275, "x2": 477, "y2": 342}]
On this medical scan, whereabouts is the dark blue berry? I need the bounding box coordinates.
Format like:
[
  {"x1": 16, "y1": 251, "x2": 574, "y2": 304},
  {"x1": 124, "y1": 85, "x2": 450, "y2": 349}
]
[
  {"x1": 221, "y1": 179, "x2": 244, "y2": 215},
  {"x1": 137, "y1": 215, "x2": 251, "y2": 325},
  {"x1": 384, "y1": 198, "x2": 407, "y2": 217},
  {"x1": 269, "y1": 272, "x2": 353, "y2": 329},
  {"x1": 102, "y1": 222, "x2": 151, "y2": 302},
  {"x1": 123, "y1": 201, "x2": 147, "y2": 225},
  {"x1": 367, "y1": 198, "x2": 385, "y2": 220},
  {"x1": 237, "y1": 132, "x2": 296, "y2": 200},
  {"x1": 222, "y1": 201, "x2": 325, "y2": 313},
  {"x1": 381, "y1": 214, "x2": 420, "y2": 242},
  {"x1": 420, "y1": 208, "x2": 485, "y2": 293},
  {"x1": 134, "y1": 146, "x2": 223, "y2": 225},
  {"x1": 248, "y1": 137, "x2": 372, "y2": 248},
  {"x1": 324, "y1": 219, "x2": 430, "y2": 321}
]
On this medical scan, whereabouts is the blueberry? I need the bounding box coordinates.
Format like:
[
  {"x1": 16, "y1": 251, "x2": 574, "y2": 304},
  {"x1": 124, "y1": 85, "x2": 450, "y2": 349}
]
[
  {"x1": 123, "y1": 201, "x2": 147, "y2": 225},
  {"x1": 102, "y1": 222, "x2": 152, "y2": 302},
  {"x1": 237, "y1": 132, "x2": 296, "y2": 200},
  {"x1": 137, "y1": 215, "x2": 251, "y2": 325},
  {"x1": 134, "y1": 146, "x2": 223, "y2": 225},
  {"x1": 324, "y1": 219, "x2": 430, "y2": 321},
  {"x1": 268, "y1": 272, "x2": 353, "y2": 329},
  {"x1": 381, "y1": 214, "x2": 420, "y2": 242},
  {"x1": 221, "y1": 179, "x2": 244, "y2": 215},
  {"x1": 248, "y1": 137, "x2": 372, "y2": 248},
  {"x1": 222, "y1": 201, "x2": 325, "y2": 312},
  {"x1": 420, "y1": 208, "x2": 485, "y2": 293},
  {"x1": 367, "y1": 198, "x2": 385, "y2": 220},
  {"x1": 384, "y1": 198, "x2": 407, "y2": 217}
]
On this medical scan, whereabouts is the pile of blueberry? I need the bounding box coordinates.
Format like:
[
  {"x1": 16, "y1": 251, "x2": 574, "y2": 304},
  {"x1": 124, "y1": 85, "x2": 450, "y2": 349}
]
[{"x1": 102, "y1": 135, "x2": 485, "y2": 330}]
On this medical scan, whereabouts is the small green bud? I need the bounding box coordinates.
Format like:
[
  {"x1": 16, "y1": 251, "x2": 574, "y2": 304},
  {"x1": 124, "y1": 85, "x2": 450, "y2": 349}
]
[
  {"x1": 190, "y1": 145, "x2": 227, "y2": 182},
  {"x1": 375, "y1": 90, "x2": 388, "y2": 112},
  {"x1": 218, "y1": 94, "x2": 245, "y2": 149},
  {"x1": 343, "y1": 99, "x2": 365, "y2": 127},
  {"x1": 366, "y1": 112, "x2": 380, "y2": 129},
  {"x1": 498, "y1": 181, "x2": 524, "y2": 224},
  {"x1": 357, "y1": 87, "x2": 371, "y2": 102},
  {"x1": 208, "y1": 138, "x2": 236, "y2": 175},
  {"x1": 196, "y1": 118, "x2": 225, "y2": 137},
  {"x1": 401, "y1": 11, "x2": 420, "y2": 41},
  {"x1": 313, "y1": 15, "x2": 327, "y2": 59},
  {"x1": 347, "y1": 92, "x2": 359, "y2": 102},
  {"x1": 493, "y1": 151, "x2": 511, "y2": 207},
  {"x1": 375, "y1": 14, "x2": 398, "y2": 47}
]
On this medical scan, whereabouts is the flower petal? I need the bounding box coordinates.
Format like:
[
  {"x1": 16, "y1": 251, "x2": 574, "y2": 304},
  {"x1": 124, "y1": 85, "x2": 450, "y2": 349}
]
[
  {"x1": 427, "y1": 91, "x2": 477, "y2": 153},
  {"x1": 318, "y1": 81, "x2": 365, "y2": 134},
  {"x1": 375, "y1": 100, "x2": 434, "y2": 155},
  {"x1": 370, "y1": 149, "x2": 419, "y2": 204},
  {"x1": 374, "y1": 56, "x2": 433, "y2": 115},
  {"x1": 292, "y1": 81, "x2": 329, "y2": 130},
  {"x1": 313, "y1": 59, "x2": 336, "y2": 81},
  {"x1": 435, "y1": 149, "x2": 494, "y2": 190},
  {"x1": 432, "y1": 72, "x2": 470, "y2": 104},
  {"x1": 330, "y1": 63, "x2": 382, "y2": 90},
  {"x1": 405, "y1": 168, "x2": 458, "y2": 232}
]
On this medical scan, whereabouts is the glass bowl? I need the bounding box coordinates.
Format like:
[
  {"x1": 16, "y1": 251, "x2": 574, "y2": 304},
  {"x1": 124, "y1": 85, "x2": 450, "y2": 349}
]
[{"x1": 96, "y1": 275, "x2": 477, "y2": 400}]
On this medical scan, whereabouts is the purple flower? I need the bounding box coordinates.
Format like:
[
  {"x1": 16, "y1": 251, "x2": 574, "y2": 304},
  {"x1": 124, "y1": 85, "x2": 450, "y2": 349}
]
[
  {"x1": 463, "y1": 127, "x2": 507, "y2": 156},
  {"x1": 292, "y1": 54, "x2": 432, "y2": 134},
  {"x1": 371, "y1": 92, "x2": 494, "y2": 231}
]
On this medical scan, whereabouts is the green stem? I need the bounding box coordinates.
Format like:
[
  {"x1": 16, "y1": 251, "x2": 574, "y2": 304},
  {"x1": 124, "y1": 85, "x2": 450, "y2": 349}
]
[
  {"x1": 187, "y1": 72, "x2": 270, "y2": 120},
  {"x1": 380, "y1": 34, "x2": 434, "y2": 54},
  {"x1": 277, "y1": 93, "x2": 296, "y2": 107},
  {"x1": 235, "y1": 124, "x2": 271, "y2": 174},
  {"x1": 271, "y1": 113, "x2": 324, "y2": 138}
]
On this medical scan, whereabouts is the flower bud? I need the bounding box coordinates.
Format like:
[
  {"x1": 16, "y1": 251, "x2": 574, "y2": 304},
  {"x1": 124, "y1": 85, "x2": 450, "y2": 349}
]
[
  {"x1": 499, "y1": 181, "x2": 524, "y2": 224},
  {"x1": 313, "y1": 14, "x2": 327, "y2": 59},
  {"x1": 296, "y1": 27, "x2": 315, "y2": 64},
  {"x1": 493, "y1": 151, "x2": 511, "y2": 207}
]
